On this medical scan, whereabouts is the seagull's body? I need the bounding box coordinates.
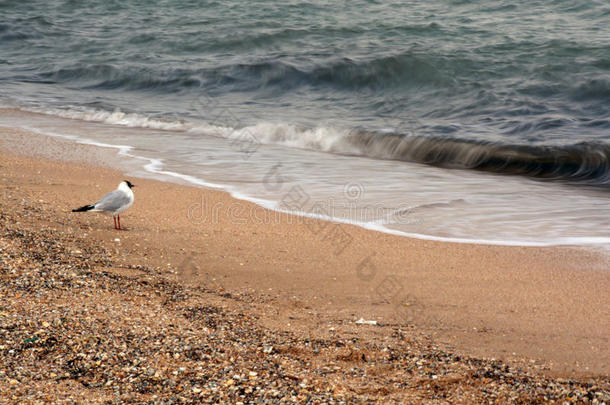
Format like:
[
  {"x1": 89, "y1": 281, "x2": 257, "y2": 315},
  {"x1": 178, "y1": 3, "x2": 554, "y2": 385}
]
[{"x1": 73, "y1": 180, "x2": 135, "y2": 230}]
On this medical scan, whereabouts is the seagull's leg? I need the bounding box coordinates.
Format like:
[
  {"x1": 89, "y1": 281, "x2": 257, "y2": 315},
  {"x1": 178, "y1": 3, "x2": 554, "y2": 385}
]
[
  {"x1": 117, "y1": 214, "x2": 121, "y2": 230},
  {"x1": 113, "y1": 216, "x2": 117, "y2": 230}
]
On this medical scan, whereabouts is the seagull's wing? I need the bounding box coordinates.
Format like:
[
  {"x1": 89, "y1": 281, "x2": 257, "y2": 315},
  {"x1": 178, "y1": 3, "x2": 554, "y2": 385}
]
[{"x1": 93, "y1": 190, "x2": 131, "y2": 212}]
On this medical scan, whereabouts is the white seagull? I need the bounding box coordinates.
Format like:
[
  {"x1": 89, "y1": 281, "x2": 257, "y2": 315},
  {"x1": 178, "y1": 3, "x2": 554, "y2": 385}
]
[{"x1": 72, "y1": 180, "x2": 135, "y2": 230}]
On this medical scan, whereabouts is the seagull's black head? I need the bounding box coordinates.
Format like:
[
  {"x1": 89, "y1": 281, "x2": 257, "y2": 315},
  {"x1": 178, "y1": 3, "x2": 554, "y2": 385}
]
[{"x1": 124, "y1": 180, "x2": 135, "y2": 189}]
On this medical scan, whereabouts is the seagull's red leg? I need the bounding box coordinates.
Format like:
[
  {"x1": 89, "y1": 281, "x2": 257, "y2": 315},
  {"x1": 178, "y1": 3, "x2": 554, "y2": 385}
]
[
  {"x1": 113, "y1": 216, "x2": 117, "y2": 229},
  {"x1": 117, "y1": 214, "x2": 121, "y2": 230}
]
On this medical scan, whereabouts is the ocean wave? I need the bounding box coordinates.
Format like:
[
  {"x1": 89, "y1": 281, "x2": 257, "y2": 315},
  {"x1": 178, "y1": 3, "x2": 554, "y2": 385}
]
[
  {"x1": 344, "y1": 130, "x2": 610, "y2": 183},
  {"x1": 13, "y1": 49, "x2": 609, "y2": 104},
  {"x1": 224, "y1": 123, "x2": 610, "y2": 184},
  {"x1": 310, "y1": 54, "x2": 448, "y2": 88},
  {"x1": 571, "y1": 78, "x2": 610, "y2": 101},
  {"x1": 211, "y1": 53, "x2": 450, "y2": 90},
  {"x1": 27, "y1": 106, "x2": 192, "y2": 131},
  {"x1": 35, "y1": 64, "x2": 203, "y2": 92},
  {"x1": 20, "y1": 52, "x2": 450, "y2": 94},
  {"x1": 0, "y1": 15, "x2": 65, "y2": 42},
  {"x1": 24, "y1": 106, "x2": 610, "y2": 185}
]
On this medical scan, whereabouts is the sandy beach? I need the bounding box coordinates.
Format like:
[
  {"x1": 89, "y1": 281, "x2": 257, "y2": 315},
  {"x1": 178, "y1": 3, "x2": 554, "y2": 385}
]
[{"x1": 1, "y1": 126, "x2": 609, "y2": 403}]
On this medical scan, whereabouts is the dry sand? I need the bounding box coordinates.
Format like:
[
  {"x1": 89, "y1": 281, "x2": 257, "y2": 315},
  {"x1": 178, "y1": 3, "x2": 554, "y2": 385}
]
[{"x1": 0, "y1": 126, "x2": 609, "y2": 403}]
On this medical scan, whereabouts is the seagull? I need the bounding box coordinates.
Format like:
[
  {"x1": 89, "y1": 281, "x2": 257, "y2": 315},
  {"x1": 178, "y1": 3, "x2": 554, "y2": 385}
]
[{"x1": 72, "y1": 180, "x2": 135, "y2": 230}]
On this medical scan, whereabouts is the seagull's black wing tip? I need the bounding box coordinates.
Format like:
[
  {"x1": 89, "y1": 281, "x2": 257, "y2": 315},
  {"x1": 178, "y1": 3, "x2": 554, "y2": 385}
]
[{"x1": 72, "y1": 204, "x2": 95, "y2": 212}]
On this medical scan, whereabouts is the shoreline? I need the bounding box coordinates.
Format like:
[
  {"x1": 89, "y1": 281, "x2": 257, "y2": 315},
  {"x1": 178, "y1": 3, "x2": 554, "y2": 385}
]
[{"x1": 3, "y1": 107, "x2": 610, "y2": 248}]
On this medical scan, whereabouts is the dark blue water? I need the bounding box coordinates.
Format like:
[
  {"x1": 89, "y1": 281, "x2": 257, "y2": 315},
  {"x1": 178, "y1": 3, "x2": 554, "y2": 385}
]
[{"x1": 1, "y1": 0, "x2": 610, "y2": 183}]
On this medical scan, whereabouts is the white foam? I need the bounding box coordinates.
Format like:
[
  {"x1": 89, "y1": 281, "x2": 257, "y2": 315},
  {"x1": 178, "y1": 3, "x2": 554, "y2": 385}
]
[
  {"x1": 24, "y1": 105, "x2": 362, "y2": 156},
  {"x1": 27, "y1": 106, "x2": 192, "y2": 131},
  {"x1": 19, "y1": 124, "x2": 230, "y2": 192},
  {"x1": 220, "y1": 186, "x2": 610, "y2": 247},
  {"x1": 251, "y1": 200, "x2": 610, "y2": 247}
]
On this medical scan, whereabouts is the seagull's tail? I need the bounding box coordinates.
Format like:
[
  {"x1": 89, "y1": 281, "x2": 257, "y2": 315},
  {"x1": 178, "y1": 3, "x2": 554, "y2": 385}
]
[{"x1": 72, "y1": 204, "x2": 95, "y2": 212}]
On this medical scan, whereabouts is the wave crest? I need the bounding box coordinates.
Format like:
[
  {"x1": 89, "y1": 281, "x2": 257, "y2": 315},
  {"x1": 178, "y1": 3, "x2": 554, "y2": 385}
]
[
  {"x1": 20, "y1": 52, "x2": 450, "y2": 94},
  {"x1": 21, "y1": 106, "x2": 610, "y2": 184}
]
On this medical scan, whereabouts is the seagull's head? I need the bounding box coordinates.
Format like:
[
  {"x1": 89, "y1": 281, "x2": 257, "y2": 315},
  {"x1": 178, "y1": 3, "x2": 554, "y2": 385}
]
[{"x1": 121, "y1": 180, "x2": 135, "y2": 190}]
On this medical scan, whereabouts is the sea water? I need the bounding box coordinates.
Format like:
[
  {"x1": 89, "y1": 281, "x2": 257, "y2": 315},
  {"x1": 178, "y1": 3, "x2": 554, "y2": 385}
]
[{"x1": 1, "y1": 0, "x2": 609, "y2": 245}]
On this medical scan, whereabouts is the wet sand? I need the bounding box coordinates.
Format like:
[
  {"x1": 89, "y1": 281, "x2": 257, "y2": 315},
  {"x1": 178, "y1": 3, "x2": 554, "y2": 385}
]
[{"x1": 1, "y1": 126, "x2": 609, "y2": 402}]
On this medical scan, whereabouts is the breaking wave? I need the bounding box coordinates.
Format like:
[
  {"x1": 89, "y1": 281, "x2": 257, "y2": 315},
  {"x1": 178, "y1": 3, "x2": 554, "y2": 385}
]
[{"x1": 23, "y1": 106, "x2": 610, "y2": 185}]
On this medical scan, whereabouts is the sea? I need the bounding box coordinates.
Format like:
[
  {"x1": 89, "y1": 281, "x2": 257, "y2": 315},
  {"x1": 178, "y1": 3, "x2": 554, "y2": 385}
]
[{"x1": 1, "y1": 0, "x2": 609, "y2": 245}]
